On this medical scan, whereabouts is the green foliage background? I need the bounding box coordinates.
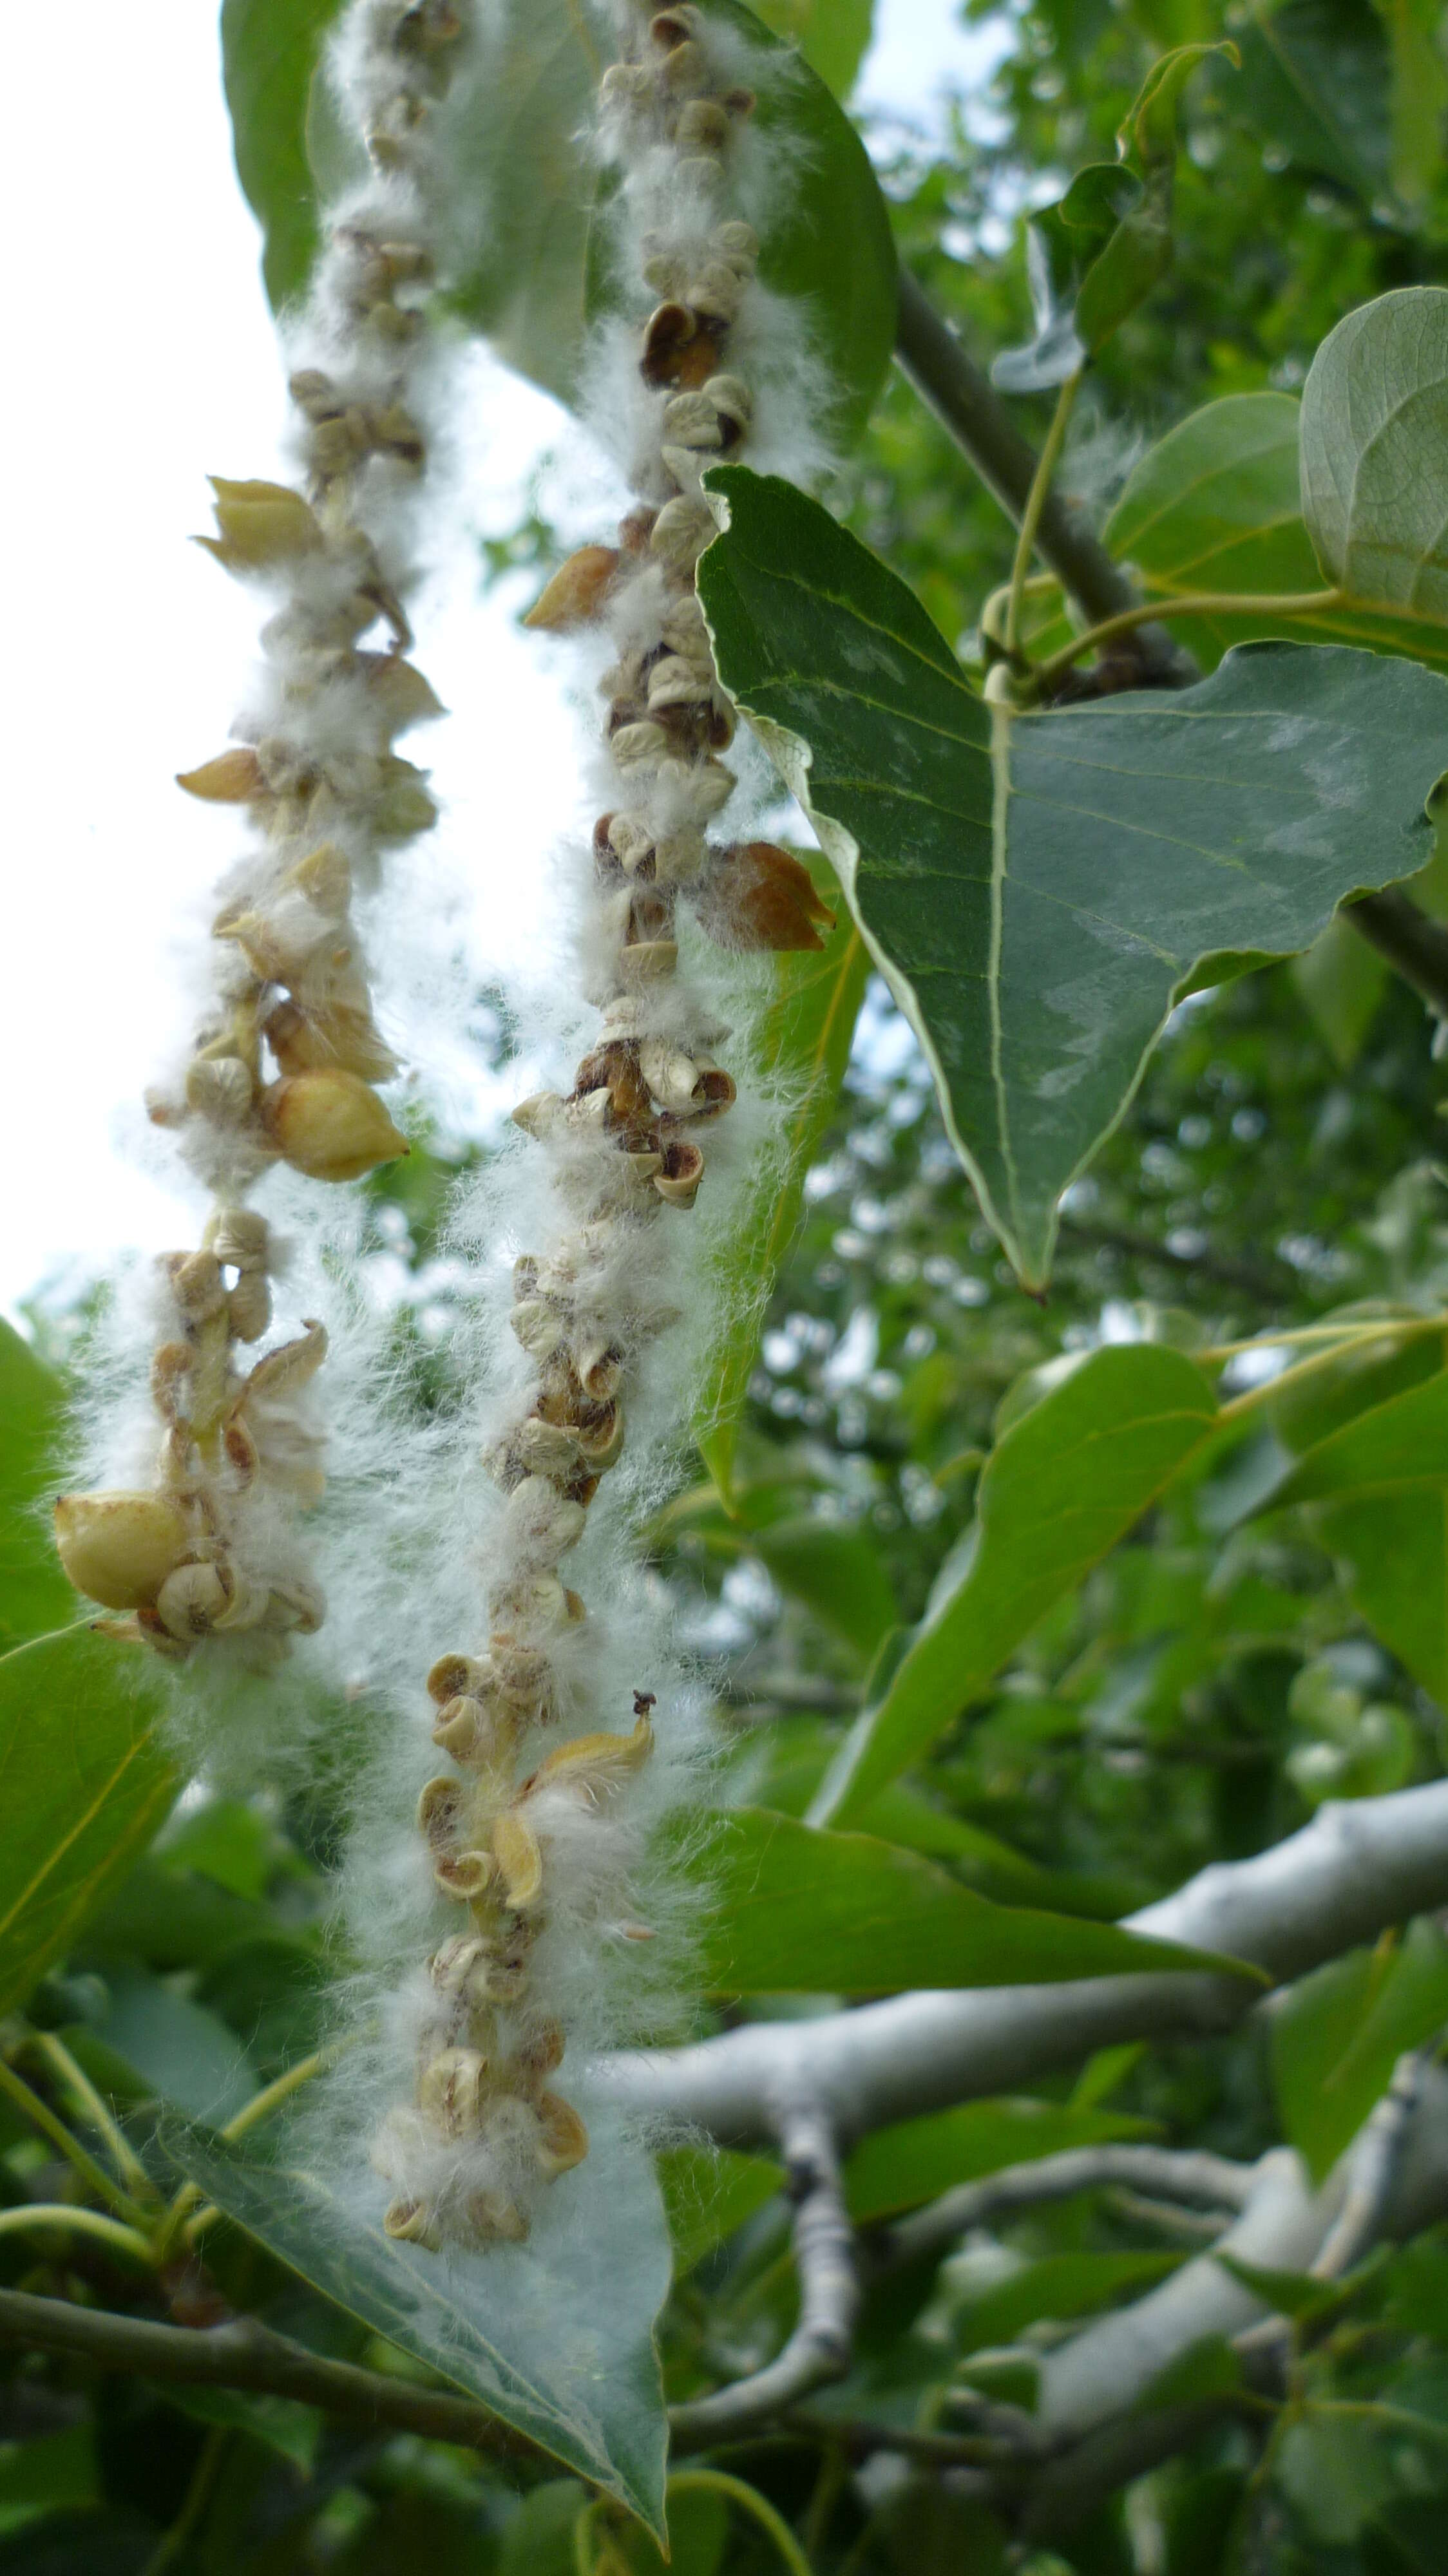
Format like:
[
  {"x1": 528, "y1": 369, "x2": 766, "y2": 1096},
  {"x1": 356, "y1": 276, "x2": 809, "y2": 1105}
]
[{"x1": 10, "y1": 0, "x2": 1448, "y2": 2567}]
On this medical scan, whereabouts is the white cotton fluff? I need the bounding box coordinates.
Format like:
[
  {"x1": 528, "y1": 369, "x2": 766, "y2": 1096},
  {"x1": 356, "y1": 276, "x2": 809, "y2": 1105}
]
[
  {"x1": 292, "y1": 0, "x2": 844, "y2": 2261},
  {"x1": 56, "y1": 0, "x2": 482, "y2": 1696}
]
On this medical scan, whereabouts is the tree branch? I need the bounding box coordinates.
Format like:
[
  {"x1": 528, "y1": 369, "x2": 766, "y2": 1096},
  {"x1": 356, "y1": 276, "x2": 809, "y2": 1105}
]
[
  {"x1": 0, "y1": 2289, "x2": 528, "y2": 2459},
  {"x1": 597, "y1": 1781, "x2": 1448, "y2": 2149},
  {"x1": 876, "y1": 2144, "x2": 1254, "y2": 2273},
  {"x1": 1348, "y1": 887, "x2": 1448, "y2": 1017},
  {"x1": 670, "y1": 2108, "x2": 858, "y2": 2443},
  {"x1": 891, "y1": 269, "x2": 1193, "y2": 687}
]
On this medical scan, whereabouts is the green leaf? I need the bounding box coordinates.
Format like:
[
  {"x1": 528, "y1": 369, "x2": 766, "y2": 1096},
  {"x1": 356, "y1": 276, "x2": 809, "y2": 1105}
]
[
  {"x1": 953, "y1": 2249, "x2": 1181, "y2": 2353},
  {"x1": 658, "y1": 2144, "x2": 784, "y2": 2274},
  {"x1": 1103, "y1": 390, "x2": 1448, "y2": 674},
  {"x1": 70, "y1": 1964, "x2": 259, "y2": 2125},
  {"x1": 1268, "y1": 1362, "x2": 1448, "y2": 1700},
  {"x1": 698, "y1": 465, "x2": 1448, "y2": 1286},
  {"x1": 0, "y1": 1629, "x2": 175, "y2": 2017},
  {"x1": 1273, "y1": 1920, "x2": 1448, "y2": 2179},
  {"x1": 1131, "y1": 2334, "x2": 1243, "y2": 2414},
  {"x1": 1235, "y1": 0, "x2": 1395, "y2": 205},
  {"x1": 157, "y1": 2113, "x2": 671, "y2": 2533},
  {"x1": 0, "y1": 1323, "x2": 75, "y2": 1652},
  {"x1": 1301, "y1": 287, "x2": 1448, "y2": 617},
  {"x1": 1214, "y1": 2251, "x2": 1375, "y2": 2320},
  {"x1": 751, "y1": 0, "x2": 876, "y2": 98},
  {"x1": 1291, "y1": 910, "x2": 1388, "y2": 1068},
  {"x1": 160, "y1": 2383, "x2": 320, "y2": 2470},
  {"x1": 843, "y1": 2098, "x2": 1156, "y2": 2222},
  {"x1": 810, "y1": 1345, "x2": 1218, "y2": 1824},
  {"x1": 995, "y1": 47, "x2": 1234, "y2": 392},
  {"x1": 697, "y1": 865, "x2": 868, "y2": 1501},
  {"x1": 694, "y1": 1808, "x2": 1262, "y2": 1995},
  {"x1": 220, "y1": 0, "x2": 347, "y2": 310}
]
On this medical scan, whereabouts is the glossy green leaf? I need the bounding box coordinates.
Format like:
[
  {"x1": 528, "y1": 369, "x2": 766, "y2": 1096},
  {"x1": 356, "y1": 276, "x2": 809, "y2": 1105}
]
[
  {"x1": 696, "y1": 1808, "x2": 1261, "y2": 1995},
  {"x1": 1301, "y1": 288, "x2": 1448, "y2": 618},
  {"x1": 1272, "y1": 1920, "x2": 1448, "y2": 2179},
  {"x1": 157, "y1": 2113, "x2": 672, "y2": 2533},
  {"x1": 697, "y1": 866, "x2": 868, "y2": 1500},
  {"x1": 810, "y1": 1345, "x2": 1218, "y2": 1824},
  {"x1": 658, "y1": 2144, "x2": 784, "y2": 2274},
  {"x1": 220, "y1": 0, "x2": 347, "y2": 310},
  {"x1": 953, "y1": 2249, "x2": 1181, "y2": 2353},
  {"x1": 699, "y1": 465, "x2": 1448, "y2": 1287},
  {"x1": 1269, "y1": 1362, "x2": 1448, "y2": 1700},
  {"x1": 0, "y1": 1629, "x2": 175, "y2": 2017},
  {"x1": 752, "y1": 0, "x2": 875, "y2": 98},
  {"x1": 71, "y1": 1964, "x2": 258, "y2": 2125},
  {"x1": 842, "y1": 2098, "x2": 1155, "y2": 2221},
  {"x1": 1103, "y1": 391, "x2": 1448, "y2": 672}
]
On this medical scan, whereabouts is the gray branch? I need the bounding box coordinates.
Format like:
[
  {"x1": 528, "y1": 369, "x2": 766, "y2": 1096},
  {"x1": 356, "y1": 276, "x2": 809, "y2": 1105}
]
[
  {"x1": 671, "y1": 2107, "x2": 858, "y2": 2443},
  {"x1": 0, "y1": 2289, "x2": 526, "y2": 2458},
  {"x1": 877, "y1": 2144, "x2": 1255, "y2": 2273},
  {"x1": 600, "y1": 1782, "x2": 1448, "y2": 2150}
]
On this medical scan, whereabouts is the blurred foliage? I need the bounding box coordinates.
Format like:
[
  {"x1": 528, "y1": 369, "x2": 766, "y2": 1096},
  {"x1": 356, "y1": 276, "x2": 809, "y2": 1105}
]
[{"x1": 12, "y1": 0, "x2": 1448, "y2": 2564}]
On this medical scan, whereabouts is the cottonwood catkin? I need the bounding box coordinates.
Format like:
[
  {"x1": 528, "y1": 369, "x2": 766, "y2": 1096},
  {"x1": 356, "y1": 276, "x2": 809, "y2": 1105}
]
[
  {"x1": 55, "y1": 0, "x2": 471, "y2": 1667},
  {"x1": 369, "y1": 0, "x2": 837, "y2": 2253}
]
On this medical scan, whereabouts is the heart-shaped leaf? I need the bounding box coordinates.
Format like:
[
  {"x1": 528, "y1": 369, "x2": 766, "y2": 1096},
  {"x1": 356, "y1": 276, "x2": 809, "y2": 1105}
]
[
  {"x1": 1301, "y1": 285, "x2": 1448, "y2": 618},
  {"x1": 158, "y1": 2111, "x2": 671, "y2": 2533},
  {"x1": 698, "y1": 464, "x2": 1448, "y2": 1287}
]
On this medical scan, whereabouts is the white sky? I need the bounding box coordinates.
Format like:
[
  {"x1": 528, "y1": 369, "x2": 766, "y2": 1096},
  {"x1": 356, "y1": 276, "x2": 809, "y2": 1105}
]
[{"x1": 1, "y1": 0, "x2": 994, "y2": 1322}]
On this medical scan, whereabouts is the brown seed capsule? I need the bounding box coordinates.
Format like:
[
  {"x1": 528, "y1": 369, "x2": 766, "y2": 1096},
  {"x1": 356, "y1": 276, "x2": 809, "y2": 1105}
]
[
  {"x1": 523, "y1": 545, "x2": 623, "y2": 632},
  {"x1": 654, "y1": 1138, "x2": 705, "y2": 1206},
  {"x1": 427, "y1": 1652, "x2": 488, "y2": 1706},
  {"x1": 176, "y1": 747, "x2": 265, "y2": 803},
  {"x1": 676, "y1": 97, "x2": 730, "y2": 151},
  {"x1": 54, "y1": 1492, "x2": 188, "y2": 1611},
  {"x1": 466, "y1": 2189, "x2": 529, "y2": 2245},
  {"x1": 260, "y1": 1071, "x2": 408, "y2": 1181},
  {"x1": 536, "y1": 2090, "x2": 590, "y2": 2177},
  {"x1": 700, "y1": 841, "x2": 837, "y2": 952}
]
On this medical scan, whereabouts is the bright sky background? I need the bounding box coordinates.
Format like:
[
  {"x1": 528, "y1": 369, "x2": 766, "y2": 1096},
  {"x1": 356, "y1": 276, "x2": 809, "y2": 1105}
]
[{"x1": 1, "y1": 0, "x2": 1007, "y2": 1323}]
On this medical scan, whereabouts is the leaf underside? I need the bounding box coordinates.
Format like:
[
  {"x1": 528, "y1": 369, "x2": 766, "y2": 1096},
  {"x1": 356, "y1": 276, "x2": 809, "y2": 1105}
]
[
  {"x1": 698, "y1": 464, "x2": 1448, "y2": 1285},
  {"x1": 160, "y1": 2112, "x2": 672, "y2": 2534}
]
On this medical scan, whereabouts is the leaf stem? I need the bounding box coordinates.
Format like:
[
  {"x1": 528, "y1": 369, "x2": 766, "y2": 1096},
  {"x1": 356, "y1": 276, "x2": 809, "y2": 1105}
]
[
  {"x1": 1030, "y1": 585, "x2": 1344, "y2": 692},
  {"x1": 0, "y1": 2203, "x2": 155, "y2": 2265},
  {"x1": 0, "y1": 2056, "x2": 149, "y2": 2226},
  {"x1": 1005, "y1": 371, "x2": 1083, "y2": 659},
  {"x1": 153, "y1": 2048, "x2": 332, "y2": 2260},
  {"x1": 667, "y1": 2469, "x2": 815, "y2": 2576},
  {"x1": 28, "y1": 2034, "x2": 153, "y2": 2200},
  {"x1": 140, "y1": 2428, "x2": 229, "y2": 2576}
]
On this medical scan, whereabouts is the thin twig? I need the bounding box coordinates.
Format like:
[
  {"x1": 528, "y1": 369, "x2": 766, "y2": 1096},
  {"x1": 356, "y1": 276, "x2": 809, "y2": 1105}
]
[
  {"x1": 0, "y1": 2058, "x2": 150, "y2": 2228},
  {"x1": 1005, "y1": 370, "x2": 1083, "y2": 658},
  {"x1": 0, "y1": 2288, "x2": 527, "y2": 2457},
  {"x1": 1057, "y1": 1214, "x2": 1290, "y2": 1302},
  {"x1": 669, "y1": 2108, "x2": 859, "y2": 2443},
  {"x1": 891, "y1": 269, "x2": 1192, "y2": 685},
  {"x1": 875, "y1": 2144, "x2": 1255, "y2": 2274},
  {"x1": 1313, "y1": 2049, "x2": 1426, "y2": 2282},
  {"x1": 27, "y1": 2035, "x2": 153, "y2": 2202}
]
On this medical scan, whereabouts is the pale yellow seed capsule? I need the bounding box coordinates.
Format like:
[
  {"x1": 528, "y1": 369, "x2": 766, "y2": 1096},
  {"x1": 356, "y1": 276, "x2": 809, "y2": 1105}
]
[
  {"x1": 536, "y1": 2090, "x2": 589, "y2": 2177},
  {"x1": 260, "y1": 1072, "x2": 408, "y2": 1181},
  {"x1": 384, "y1": 2196, "x2": 443, "y2": 2248},
  {"x1": 54, "y1": 1492, "x2": 188, "y2": 1611},
  {"x1": 419, "y1": 2046, "x2": 488, "y2": 2139}
]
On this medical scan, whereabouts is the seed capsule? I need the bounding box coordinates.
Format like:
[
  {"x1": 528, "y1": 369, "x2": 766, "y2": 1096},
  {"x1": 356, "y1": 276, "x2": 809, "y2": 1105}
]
[
  {"x1": 54, "y1": 1492, "x2": 188, "y2": 1611},
  {"x1": 260, "y1": 1071, "x2": 408, "y2": 1180},
  {"x1": 523, "y1": 546, "x2": 622, "y2": 632},
  {"x1": 176, "y1": 748, "x2": 264, "y2": 802}
]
